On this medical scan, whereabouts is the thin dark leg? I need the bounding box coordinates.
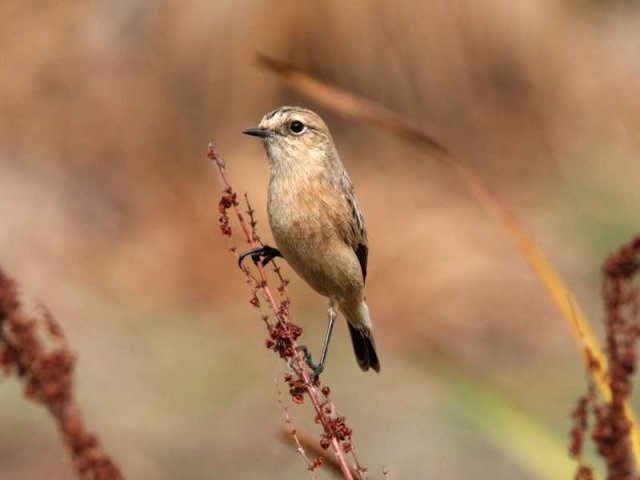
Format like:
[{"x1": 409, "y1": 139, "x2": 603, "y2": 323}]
[
  {"x1": 238, "y1": 245, "x2": 282, "y2": 268},
  {"x1": 297, "y1": 303, "x2": 336, "y2": 384},
  {"x1": 317, "y1": 306, "x2": 336, "y2": 372}
]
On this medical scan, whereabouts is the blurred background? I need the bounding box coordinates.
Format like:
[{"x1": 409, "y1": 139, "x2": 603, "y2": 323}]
[{"x1": 1, "y1": 1, "x2": 639, "y2": 478}]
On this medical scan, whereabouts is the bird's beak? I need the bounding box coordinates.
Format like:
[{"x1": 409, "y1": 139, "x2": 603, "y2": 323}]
[{"x1": 242, "y1": 127, "x2": 272, "y2": 138}]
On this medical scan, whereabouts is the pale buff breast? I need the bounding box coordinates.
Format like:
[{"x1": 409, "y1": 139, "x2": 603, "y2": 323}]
[{"x1": 267, "y1": 175, "x2": 364, "y2": 301}]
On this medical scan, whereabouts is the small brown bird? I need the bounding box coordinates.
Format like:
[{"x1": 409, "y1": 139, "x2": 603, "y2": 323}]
[{"x1": 240, "y1": 106, "x2": 380, "y2": 377}]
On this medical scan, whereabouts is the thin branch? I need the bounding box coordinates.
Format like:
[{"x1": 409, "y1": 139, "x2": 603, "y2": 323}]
[
  {"x1": 280, "y1": 426, "x2": 366, "y2": 479},
  {"x1": 208, "y1": 142, "x2": 365, "y2": 480},
  {"x1": 274, "y1": 379, "x2": 322, "y2": 478}
]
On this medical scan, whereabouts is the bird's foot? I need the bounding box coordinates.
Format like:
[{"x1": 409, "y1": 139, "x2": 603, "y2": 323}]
[
  {"x1": 310, "y1": 364, "x2": 324, "y2": 385},
  {"x1": 296, "y1": 345, "x2": 324, "y2": 384},
  {"x1": 238, "y1": 245, "x2": 282, "y2": 268}
]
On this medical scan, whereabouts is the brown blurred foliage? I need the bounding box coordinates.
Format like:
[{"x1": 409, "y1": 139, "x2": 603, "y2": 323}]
[
  {"x1": 570, "y1": 237, "x2": 640, "y2": 480},
  {"x1": 0, "y1": 267, "x2": 122, "y2": 479}
]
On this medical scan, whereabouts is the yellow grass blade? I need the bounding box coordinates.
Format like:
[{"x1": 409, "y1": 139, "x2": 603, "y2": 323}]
[{"x1": 256, "y1": 53, "x2": 640, "y2": 463}]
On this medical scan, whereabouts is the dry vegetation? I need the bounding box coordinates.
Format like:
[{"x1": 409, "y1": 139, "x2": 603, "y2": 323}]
[
  {"x1": 209, "y1": 143, "x2": 365, "y2": 479},
  {"x1": 570, "y1": 237, "x2": 640, "y2": 480},
  {"x1": 0, "y1": 269, "x2": 122, "y2": 479}
]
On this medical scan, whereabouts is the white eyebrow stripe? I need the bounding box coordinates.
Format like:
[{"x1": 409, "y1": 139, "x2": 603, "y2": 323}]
[{"x1": 265, "y1": 106, "x2": 296, "y2": 120}]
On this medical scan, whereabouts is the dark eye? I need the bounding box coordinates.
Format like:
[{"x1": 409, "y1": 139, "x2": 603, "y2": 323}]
[{"x1": 289, "y1": 120, "x2": 306, "y2": 134}]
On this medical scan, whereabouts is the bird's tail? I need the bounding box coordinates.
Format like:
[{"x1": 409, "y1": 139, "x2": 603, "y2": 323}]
[{"x1": 344, "y1": 301, "x2": 380, "y2": 372}]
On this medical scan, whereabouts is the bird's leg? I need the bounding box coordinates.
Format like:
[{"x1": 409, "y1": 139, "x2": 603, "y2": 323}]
[
  {"x1": 297, "y1": 302, "x2": 337, "y2": 384},
  {"x1": 238, "y1": 245, "x2": 282, "y2": 268}
]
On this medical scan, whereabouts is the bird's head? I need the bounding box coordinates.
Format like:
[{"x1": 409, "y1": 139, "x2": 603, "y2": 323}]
[{"x1": 243, "y1": 106, "x2": 336, "y2": 172}]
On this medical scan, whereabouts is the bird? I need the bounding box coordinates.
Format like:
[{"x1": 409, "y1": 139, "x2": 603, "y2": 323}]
[{"x1": 239, "y1": 106, "x2": 380, "y2": 379}]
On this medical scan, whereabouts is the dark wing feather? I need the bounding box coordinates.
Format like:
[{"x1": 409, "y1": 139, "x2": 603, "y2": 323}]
[
  {"x1": 344, "y1": 188, "x2": 368, "y2": 283},
  {"x1": 333, "y1": 169, "x2": 369, "y2": 283},
  {"x1": 355, "y1": 242, "x2": 368, "y2": 283}
]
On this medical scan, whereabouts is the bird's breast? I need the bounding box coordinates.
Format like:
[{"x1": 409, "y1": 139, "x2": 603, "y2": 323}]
[
  {"x1": 267, "y1": 176, "x2": 330, "y2": 248},
  {"x1": 267, "y1": 173, "x2": 360, "y2": 298}
]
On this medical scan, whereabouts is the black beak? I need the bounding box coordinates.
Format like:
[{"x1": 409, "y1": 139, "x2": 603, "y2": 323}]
[{"x1": 242, "y1": 127, "x2": 272, "y2": 138}]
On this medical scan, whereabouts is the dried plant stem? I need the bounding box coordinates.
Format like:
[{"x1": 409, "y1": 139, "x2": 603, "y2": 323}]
[
  {"x1": 570, "y1": 237, "x2": 640, "y2": 479},
  {"x1": 0, "y1": 269, "x2": 123, "y2": 480},
  {"x1": 256, "y1": 53, "x2": 640, "y2": 463},
  {"x1": 275, "y1": 379, "x2": 321, "y2": 478},
  {"x1": 280, "y1": 426, "x2": 365, "y2": 478},
  {"x1": 208, "y1": 143, "x2": 365, "y2": 480}
]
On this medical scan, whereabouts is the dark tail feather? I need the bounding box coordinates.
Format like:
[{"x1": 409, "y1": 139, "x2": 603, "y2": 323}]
[{"x1": 347, "y1": 323, "x2": 380, "y2": 373}]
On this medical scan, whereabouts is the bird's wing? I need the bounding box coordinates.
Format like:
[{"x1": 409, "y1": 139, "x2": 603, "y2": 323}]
[
  {"x1": 324, "y1": 168, "x2": 369, "y2": 283},
  {"x1": 354, "y1": 241, "x2": 368, "y2": 283},
  {"x1": 343, "y1": 184, "x2": 369, "y2": 283}
]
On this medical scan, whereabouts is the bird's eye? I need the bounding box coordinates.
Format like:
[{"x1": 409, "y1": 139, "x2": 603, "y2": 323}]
[{"x1": 289, "y1": 120, "x2": 306, "y2": 135}]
